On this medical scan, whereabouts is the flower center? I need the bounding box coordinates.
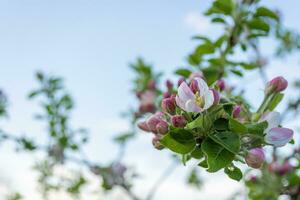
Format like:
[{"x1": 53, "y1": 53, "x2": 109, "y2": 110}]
[{"x1": 195, "y1": 92, "x2": 205, "y2": 108}]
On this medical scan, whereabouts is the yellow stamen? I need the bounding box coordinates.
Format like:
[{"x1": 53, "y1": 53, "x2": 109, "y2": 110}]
[{"x1": 195, "y1": 92, "x2": 205, "y2": 108}]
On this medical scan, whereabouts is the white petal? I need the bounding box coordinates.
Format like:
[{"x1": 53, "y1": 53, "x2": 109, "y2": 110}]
[
  {"x1": 195, "y1": 78, "x2": 209, "y2": 96},
  {"x1": 203, "y1": 90, "x2": 214, "y2": 110},
  {"x1": 260, "y1": 111, "x2": 280, "y2": 132},
  {"x1": 185, "y1": 99, "x2": 201, "y2": 113},
  {"x1": 177, "y1": 81, "x2": 194, "y2": 102},
  {"x1": 175, "y1": 95, "x2": 186, "y2": 111}
]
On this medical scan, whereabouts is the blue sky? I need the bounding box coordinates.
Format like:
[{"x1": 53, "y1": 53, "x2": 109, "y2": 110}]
[{"x1": 0, "y1": 0, "x2": 299, "y2": 199}]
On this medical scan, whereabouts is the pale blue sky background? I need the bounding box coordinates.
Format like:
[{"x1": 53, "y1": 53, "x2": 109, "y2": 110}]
[{"x1": 0, "y1": 0, "x2": 299, "y2": 200}]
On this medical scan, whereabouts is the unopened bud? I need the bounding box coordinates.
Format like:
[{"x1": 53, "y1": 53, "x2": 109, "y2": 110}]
[
  {"x1": 139, "y1": 103, "x2": 156, "y2": 114},
  {"x1": 245, "y1": 148, "x2": 265, "y2": 169},
  {"x1": 137, "y1": 121, "x2": 151, "y2": 132},
  {"x1": 210, "y1": 89, "x2": 220, "y2": 105},
  {"x1": 152, "y1": 136, "x2": 164, "y2": 150},
  {"x1": 166, "y1": 80, "x2": 173, "y2": 91},
  {"x1": 171, "y1": 115, "x2": 187, "y2": 128},
  {"x1": 146, "y1": 112, "x2": 164, "y2": 133},
  {"x1": 163, "y1": 91, "x2": 171, "y2": 99},
  {"x1": 177, "y1": 77, "x2": 185, "y2": 87},
  {"x1": 278, "y1": 161, "x2": 293, "y2": 176},
  {"x1": 265, "y1": 76, "x2": 288, "y2": 94},
  {"x1": 156, "y1": 121, "x2": 169, "y2": 135},
  {"x1": 189, "y1": 71, "x2": 204, "y2": 80},
  {"x1": 216, "y1": 79, "x2": 225, "y2": 91},
  {"x1": 189, "y1": 79, "x2": 199, "y2": 94},
  {"x1": 161, "y1": 97, "x2": 176, "y2": 115},
  {"x1": 233, "y1": 105, "x2": 241, "y2": 118},
  {"x1": 148, "y1": 80, "x2": 156, "y2": 90}
]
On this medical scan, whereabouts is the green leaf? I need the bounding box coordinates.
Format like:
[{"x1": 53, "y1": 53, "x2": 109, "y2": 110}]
[
  {"x1": 211, "y1": 17, "x2": 226, "y2": 24},
  {"x1": 202, "y1": 67, "x2": 220, "y2": 85},
  {"x1": 169, "y1": 128, "x2": 194, "y2": 143},
  {"x1": 175, "y1": 68, "x2": 192, "y2": 78},
  {"x1": 245, "y1": 121, "x2": 268, "y2": 136},
  {"x1": 224, "y1": 165, "x2": 243, "y2": 181},
  {"x1": 230, "y1": 69, "x2": 243, "y2": 77},
  {"x1": 240, "y1": 62, "x2": 257, "y2": 70},
  {"x1": 187, "y1": 114, "x2": 212, "y2": 132},
  {"x1": 248, "y1": 18, "x2": 270, "y2": 32},
  {"x1": 229, "y1": 118, "x2": 247, "y2": 134},
  {"x1": 267, "y1": 93, "x2": 284, "y2": 111},
  {"x1": 255, "y1": 7, "x2": 279, "y2": 21},
  {"x1": 160, "y1": 130, "x2": 196, "y2": 154},
  {"x1": 208, "y1": 131, "x2": 240, "y2": 154},
  {"x1": 198, "y1": 159, "x2": 208, "y2": 168},
  {"x1": 195, "y1": 43, "x2": 215, "y2": 55},
  {"x1": 190, "y1": 145, "x2": 203, "y2": 159},
  {"x1": 201, "y1": 138, "x2": 235, "y2": 172},
  {"x1": 213, "y1": 118, "x2": 229, "y2": 131},
  {"x1": 213, "y1": 0, "x2": 233, "y2": 15}
]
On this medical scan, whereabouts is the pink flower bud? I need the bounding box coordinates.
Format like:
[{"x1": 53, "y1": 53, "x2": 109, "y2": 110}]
[
  {"x1": 166, "y1": 80, "x2": 173, "y2": 91},
  {"x1": 265, "y1": 127, "x2": 293, "y2": 147},
  {"x1": 139, "y1": 103, "x2": 156, "y2": 114},
  {"x1": 148, "y1": 80, "x2": 156, "y2": 90},
  {"x1": 189, "y1": 71, "x2": 204, "y2": 80},
  {"x1": 233, "y1": 105, "x2": 241, "y2": 118},
  {"x1": 152, "y1": 136, "x2": 164, "y2": 150},
  {"x1": 278, "y1": 161, "x2": 293, "y2": 176},
  {"x1": 210, "y1": 89, "x2": 220, "y2": 105},
  {"x1": 249, "y1": 175, "x2": 257, "y2": 183},
  {"x1": 266, "y1": 76, "x2": 288, "y2": 94},
  {"x1": 245, "y1": 148, "x2": 265, "y2": 169},
  {"x1": 135, "y1": 91, "x2": 143, "y2": 99},
  {"x1": 163, "y1": 91, "x2": 171, "y2": 99},
  {"x1": 146, "y1": 112, "x2": 164, "y2": 133},
  {"x1": 161, "y1": 97, "x2": 176, "y2": 115},
  {"x1": 156, "y1": 120, "x2": 169, "y2": 135},
  {"x1": 216, "y1": 79, "x2": 225, "y2": 91},
  {"x1": 171, "y1": 115, "x2": 187, "y2": 128},
  {"x1": 189, "y1": 79, "x2": 199, "y2": 94},
  {"x1": 177, "y1": 77, "x2": 185, "y2": 87},
  {"x1": 137, "y1": 121, "x2": 151, "y2": 132}
]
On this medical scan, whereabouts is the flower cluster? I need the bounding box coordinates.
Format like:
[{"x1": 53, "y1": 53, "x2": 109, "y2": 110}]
[{"x1": 137, "y1": 74, "x2": 294, "y2": 180}]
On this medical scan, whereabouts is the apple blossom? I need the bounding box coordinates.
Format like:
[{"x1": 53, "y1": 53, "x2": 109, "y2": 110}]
[
  {"x1": 176, "y1": 78, "x2": 214, "y2": 113},
  {"x1": 245, "y1": 148, "x2": 265, "y2": 169}
]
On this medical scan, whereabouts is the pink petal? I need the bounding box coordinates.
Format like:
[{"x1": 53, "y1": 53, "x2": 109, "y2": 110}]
[
  {"x1": 177, "y1": 82, "x2": 194, "y2": 102},
  {"x1": 195, "y1": 78, "x2": 209, "y2": 96},
  {"x1": 203, "y1": 90, "x2": 214, "y2": 110},
  {"x1": 265, "y1": 127, "x2": 293, "y2": 147}
]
